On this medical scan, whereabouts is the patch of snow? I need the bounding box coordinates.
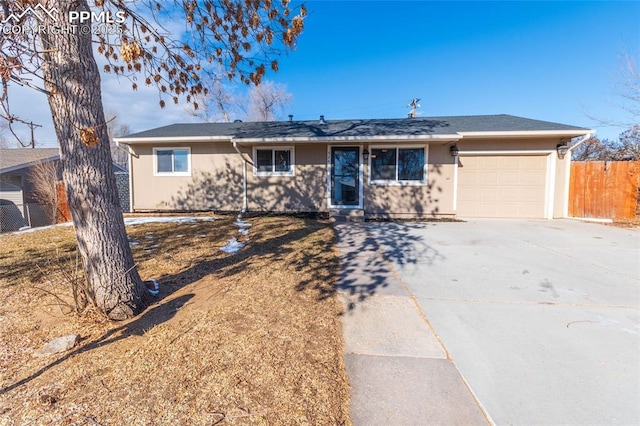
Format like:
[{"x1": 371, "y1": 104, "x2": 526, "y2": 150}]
[
  {"x1": 220, "y1": 237, "x2": 245, "y2": 254},
  {"x1": 18, "y1": 226, "x2": 31, "y2": 231},
  {"x1": 2, "y1": 216, "x2": 216, "y2": 237},
  {"x1": 5, "y1": 222, "x2": 72, "y2": 235},
  {"x1": 238, "y1": 228, "x2": 249, "y2": 236},
  {"x1": 129, "y1": 241, "x2": 140, "y2": 246},
  {"x1": 234, "y1": 220, "x2": 251, "y2": 228},
  {"x1": 124, "y1": 216, "x2": 215, "y2": 226}
]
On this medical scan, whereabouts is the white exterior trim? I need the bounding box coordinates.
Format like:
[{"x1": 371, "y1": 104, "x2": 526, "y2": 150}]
[
  {"x1": 152, "y1": 147, "x2": 192, "y2": 176},
  {"x1": 452, "y1": 154, "x2": 459, "y2": 212},
  {"x1": 252, "y1": 146, "x2": 295, "y2": 177},
  {"x1": 127, "y1": 150, "x2": 133, "y2": 213},
  {"x1": 237, "y1": 134, "x2": 459, "y2": 144},
  {"x1": 114, "y1": 135, "x2": 231, "y2": 144},
  {"x1": 327, "y1": 145, "x2": 364, "y2": 209},
  {"x1": 457, "y1": 130, "x2": 593, "y2": 138},
  {"x1": 545, "y1": 153, "x2": 556, "y2": 220},
  {"x1": 564, "y1": 156, "x2": 572, "y2": 218},
  {"x1": 458, "y1": 150, "x2": 555, "y2": 156}
]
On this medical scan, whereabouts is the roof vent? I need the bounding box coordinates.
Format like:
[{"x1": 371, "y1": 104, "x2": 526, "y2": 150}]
[
  {"x1": 233, "y1": 119, "x2": 243, "y2": 123},
  {"x1": 319, "y1": 115, "x2": 326, "y2": 124},
  {"x1": 288, "y1": 114, "x2": 293, "y2": 122}
]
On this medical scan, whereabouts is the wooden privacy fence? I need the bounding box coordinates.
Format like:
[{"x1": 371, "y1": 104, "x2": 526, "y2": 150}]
[{"x1": 569, "y1": 161, "x2": 640, "y2": 219}]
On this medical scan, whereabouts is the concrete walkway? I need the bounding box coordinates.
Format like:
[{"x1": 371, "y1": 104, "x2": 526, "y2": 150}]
[{"x1": 335, "y1": 223, "x2": 489, "y2": 425}]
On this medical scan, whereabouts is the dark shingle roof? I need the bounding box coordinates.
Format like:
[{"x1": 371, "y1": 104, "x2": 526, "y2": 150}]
[
  {"x1": 120, "y1": 114, "x2": 591, "y2": 141},
  {"x1": 0, "y1": 148, "x2": 60, "y2": 173}
]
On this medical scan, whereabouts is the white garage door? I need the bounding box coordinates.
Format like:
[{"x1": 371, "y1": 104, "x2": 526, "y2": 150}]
[{"x1": 457, "y1": 155, "x2": 548, "y2": 218}]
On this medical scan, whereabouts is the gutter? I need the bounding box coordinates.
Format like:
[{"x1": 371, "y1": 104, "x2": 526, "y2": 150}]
[
  {"x1": 566, "y1": 132, "x2": 594, "y2": 154},
  {"x1": 232, "y1": 140, "x2": 248, "y2": 213},
  {"x1": 234, "y1": 134, "x2": 460, "y2": 144}
]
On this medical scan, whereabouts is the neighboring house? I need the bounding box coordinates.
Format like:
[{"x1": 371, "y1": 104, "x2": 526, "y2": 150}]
[
  {"x1": 115, "y1": 115, "x2": 593, "y2": 219},
  {"x1": 0, "y1": 148, "x2": 60, "y2": 230},
  {"x1": 0, "y1": 148, "x2": 130, "y2": 231}
]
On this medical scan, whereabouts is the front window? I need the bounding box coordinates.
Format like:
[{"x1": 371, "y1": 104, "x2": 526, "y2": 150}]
[
  {"x1": 254, "y1": 147, "x2": 294, "y2": 176},
  {"x1": 370, "y1": 146, "x2": 426, "y2": 184},
  {"x1": 154, "y1": 148, "x2": 190, "y2": 175}
]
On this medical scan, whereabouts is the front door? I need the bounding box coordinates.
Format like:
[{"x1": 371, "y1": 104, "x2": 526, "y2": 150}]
[{"x1": 330, "y1": 147, "x2": 360, "y2": 206}]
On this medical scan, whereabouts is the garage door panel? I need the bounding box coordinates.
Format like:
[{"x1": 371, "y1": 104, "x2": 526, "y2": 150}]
[{"x1": 457, "y1": 155, "x2": 547, "y2": 218}]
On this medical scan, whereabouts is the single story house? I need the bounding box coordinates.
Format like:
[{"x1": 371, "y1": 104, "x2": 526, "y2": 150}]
[
  {"x1": 115, "y1": 114, "x2": 593, "y2": 219},
  {"x1": 0, "y1": 148, "x2": 61, "y2": 231}
]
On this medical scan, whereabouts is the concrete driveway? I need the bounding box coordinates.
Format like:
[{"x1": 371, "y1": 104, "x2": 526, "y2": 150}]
[{"x1": 358, "y1": 219, "x2": 639, "y2": 425}]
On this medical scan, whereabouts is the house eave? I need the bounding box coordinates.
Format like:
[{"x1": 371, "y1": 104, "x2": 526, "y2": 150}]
[
  {"x1": 113, "y1": 135, "x2": 233, "y2": 144},
  {"x1": 233, "y1": 134, "x2": 462, "y2": 144},
  {"x1": 457, "y1": 130, "x2": 594, "y2": 139}
]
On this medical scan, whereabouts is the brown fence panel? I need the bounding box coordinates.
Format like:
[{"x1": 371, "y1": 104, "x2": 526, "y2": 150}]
[
  {"x1": 569, "y1": 161, "x2": 640, "y2": 219},
  {"x1": 56, "y1": 181, "x2": 72, "y2": 223}
]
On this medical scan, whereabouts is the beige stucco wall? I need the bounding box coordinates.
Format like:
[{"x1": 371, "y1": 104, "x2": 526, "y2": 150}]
[
  {"x1": 129, "y1": 142, "x2": 327, "y2": 212},
  {"x1": 363, "y1": 143, "x2": 456, "y2": 218},
  {"x1": 130, "y1": 143, "x2": 244, "y2": 211},
  {"x1": 242, "y1": 143, "x2": 327, "y2": 212}
]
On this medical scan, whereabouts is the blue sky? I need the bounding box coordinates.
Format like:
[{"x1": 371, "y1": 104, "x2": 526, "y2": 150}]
[
  {"x1": 5, "y1": 1, "x2": 639, "y2": 147},
  {"x1": 274, "y1": 1, "x2": 639, "y2": 138}
]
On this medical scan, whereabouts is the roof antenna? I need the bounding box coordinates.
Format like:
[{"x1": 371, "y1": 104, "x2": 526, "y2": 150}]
[{"x1": 407, "y1": 98, "x2": 421, "y2": 118}]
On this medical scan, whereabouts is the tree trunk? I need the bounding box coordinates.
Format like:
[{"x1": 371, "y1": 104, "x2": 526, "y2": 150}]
[{"x1": 40, "y1": 0, "x2": 148, "y2": 320}]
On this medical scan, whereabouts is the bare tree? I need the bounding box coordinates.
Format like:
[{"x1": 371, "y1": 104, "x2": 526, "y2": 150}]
[
  {"x1": 0, "y1": 1, "x2": 305, "y2": 320},
  {"x1": 611, "y1": 125, "x2": 640, "y2": 160},
  {"x1": 615, "y1": 54, "x2": 640, "y2": 126},
  {"x1": 586, "y1": 52, "x2": 640, "y2": 128},
  {"x1": 187, "y1": 73, "x2": 243, "y2": 122},
  {"x1": 0, "y1": 120, "x2": 9, "y2": 148},
  {"x1": 572, "y1": 127, "x2": 640, "y2": 161},
  {"x1": 246, "y1": 80, "x2": 292, "y2": 121},
  {"x1": 27, "y1": 160, "x2": 59, "y2": 224},
  {"x1": 572, "y1": 136, "x2": 612, "y2": 161},
  {"x1": 189, "y1": 78, "x2": 292, "y2": 122}
]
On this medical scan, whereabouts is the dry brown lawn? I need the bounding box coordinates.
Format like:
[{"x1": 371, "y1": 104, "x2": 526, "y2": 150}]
[{"x1": 0, "y1": 215, "x2": 351, "y2": 425}]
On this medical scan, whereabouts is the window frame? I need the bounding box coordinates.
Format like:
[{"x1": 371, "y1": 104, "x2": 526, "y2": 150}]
[
  {"x1": 153, "y1": 147, "x2": 191, "y2": 176},
  {"x1": 253, "y1": 146, "x2": 295, "y2": 177},
  {"x1": 368, "y1": 145, "x2": 429, "y2": 186}
]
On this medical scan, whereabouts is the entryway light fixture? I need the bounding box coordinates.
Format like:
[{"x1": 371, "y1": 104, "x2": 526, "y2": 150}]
[
  {"x1": 363, "y1": 149, "x2": 370, "y2": 161},
  {"x1": 449, "y1": 145, "x2": 459, "y2": 156},
  {"x1": 556, "y1": 141, "x2": 569, "y2": 159}
]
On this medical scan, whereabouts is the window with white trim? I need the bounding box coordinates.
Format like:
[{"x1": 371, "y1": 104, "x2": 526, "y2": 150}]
[
  {"x1": 254, "y1": 147, "x2": 294, "y2": 176},
  {"x1": 370, "y1": 146, "x2": 427, "y2": 184},
  {"x1": 154, "y1": 148, "x2": 191, "y2": 175}
]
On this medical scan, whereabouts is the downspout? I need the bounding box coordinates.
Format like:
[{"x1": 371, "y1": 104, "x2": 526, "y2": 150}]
[
  {"x1": 563, "y1": 132, "x2": 594, "y2": 218},
  {"x1": 232, "y1": 140, "x2": 248, "y2": 213}
]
